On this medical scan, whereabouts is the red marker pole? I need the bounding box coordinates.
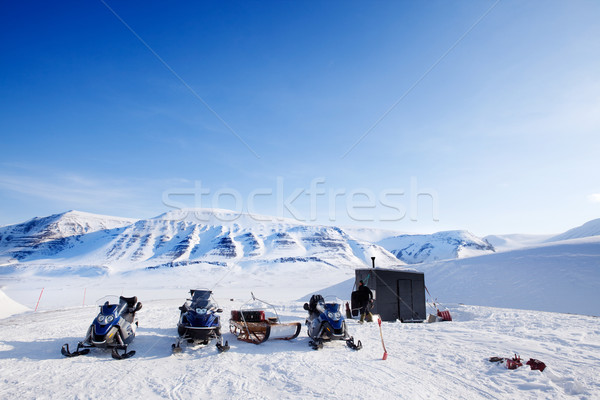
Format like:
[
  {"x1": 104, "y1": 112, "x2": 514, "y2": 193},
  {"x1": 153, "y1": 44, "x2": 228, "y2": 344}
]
[
  {"x1": 378, "y1": 316, "x2": 388, "y2": 360},
  {"x1": 35, "y1": 288, "x2": 44, "y2": 312}
]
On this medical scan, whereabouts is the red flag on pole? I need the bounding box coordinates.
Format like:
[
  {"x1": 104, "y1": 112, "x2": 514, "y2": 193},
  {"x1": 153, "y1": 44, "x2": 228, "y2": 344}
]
[{"x1": 378, "y1": 316, "x2": 388, "y2": 360}]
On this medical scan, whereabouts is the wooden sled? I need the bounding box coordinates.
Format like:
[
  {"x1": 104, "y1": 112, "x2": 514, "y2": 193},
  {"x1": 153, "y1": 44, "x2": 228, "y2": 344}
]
[{"x1": 230, "y1": 294, "x2": 301, "y2": 344}]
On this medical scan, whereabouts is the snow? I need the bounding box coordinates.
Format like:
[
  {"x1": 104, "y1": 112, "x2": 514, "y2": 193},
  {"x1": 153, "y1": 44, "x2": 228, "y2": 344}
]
[
  {"x1": 0, "y1": 296, "x2": 598, "y2": 399},
  {"x1": 1, "y1": 211, "x2": 600, "y2": 398},
  {"x1": 0, "y1": 288, "x2": 29, "y2": 319}
]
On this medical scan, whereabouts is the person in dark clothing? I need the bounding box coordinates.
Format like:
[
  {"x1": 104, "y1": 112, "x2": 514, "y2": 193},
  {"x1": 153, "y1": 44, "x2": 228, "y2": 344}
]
[{"x1": 357, "y1": 280, "x2": 373, "y2": 323}]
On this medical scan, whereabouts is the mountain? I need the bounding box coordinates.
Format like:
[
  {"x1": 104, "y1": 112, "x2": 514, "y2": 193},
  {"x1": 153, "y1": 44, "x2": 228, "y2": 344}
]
[
  {"x1": 483, "y1": 233, "x2": 554, "y2": 252},
  {"x1": 376, "y1": 230, "x2": 495, "y2": 264},
  {"x1": 546, "y1": 218, "x2": 600, "y2": 242},
  {"x1": 0, "y1": 210, "x2": 137, "y2": 262},
  {"x1": 0, "y1": 209, "x2": 401, "y2": 273}
]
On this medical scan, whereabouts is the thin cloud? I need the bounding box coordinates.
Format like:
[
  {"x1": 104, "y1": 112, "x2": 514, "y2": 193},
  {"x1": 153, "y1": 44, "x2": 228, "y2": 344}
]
[
  {"x1": 0, "y1": 166, "x2": 181, "y2": 220},
  {"x1": 0, "y1": 174, "x2": 133, "y2": 204},
  {"x1": 587, "y1": 194, "x2": 600, "y2": 203}
]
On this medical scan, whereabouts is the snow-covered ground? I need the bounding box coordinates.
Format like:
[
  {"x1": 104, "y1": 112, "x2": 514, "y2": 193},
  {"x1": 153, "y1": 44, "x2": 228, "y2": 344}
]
[{"x1": 0, "y1": 296, "x2": 598, "y2": 399}]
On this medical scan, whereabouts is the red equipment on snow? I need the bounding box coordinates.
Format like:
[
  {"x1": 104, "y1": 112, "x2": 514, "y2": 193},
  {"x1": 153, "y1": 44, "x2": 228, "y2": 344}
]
[
  {"x1": 425, "y1": 285, "x2": 452, "y2": 322},
  {"x1": 526, "y1": 358, "x2": 547, "y2": 372},
  {"x1": 489, "y1": 354, "x2": 546, "y2": 372},
  {"x1": 437, "y1": 310, "x2": 452, "y2": 321},
  {"x1": 506, "y1": 354, "x2": 523, "y2": 369}
]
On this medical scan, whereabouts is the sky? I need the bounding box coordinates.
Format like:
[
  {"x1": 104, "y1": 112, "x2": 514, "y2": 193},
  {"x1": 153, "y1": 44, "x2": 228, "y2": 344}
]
[{"x1": 1, "y1": 0, "x2": 599, "y2": 236}]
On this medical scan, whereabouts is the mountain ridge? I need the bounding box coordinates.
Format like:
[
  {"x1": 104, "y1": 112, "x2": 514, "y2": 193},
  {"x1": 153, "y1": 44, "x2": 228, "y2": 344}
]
[{"x1": 2, "y1": 209, "x2": 597, "y2": 275}]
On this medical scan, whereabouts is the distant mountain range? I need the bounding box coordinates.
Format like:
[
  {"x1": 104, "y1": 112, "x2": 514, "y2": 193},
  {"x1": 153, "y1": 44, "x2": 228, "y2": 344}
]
[
  {"x1": 0, "y1": 209, "x2": 502, "y2": 273},
  {"x1": 0, "y1": 209, "x2": 397, "y2": 273},
  {"x1": 377, "y1": 230, "x2": 495, "y2": 264},
  {"x1": 1, "y1": 209, "x2": 598, "y2": 277},
  {"x1": 545, "y1": 218, "x2": 600, "y2": 242},
  {"x1": 484, "y1": 218, "x2": 600, "y2": 252}
]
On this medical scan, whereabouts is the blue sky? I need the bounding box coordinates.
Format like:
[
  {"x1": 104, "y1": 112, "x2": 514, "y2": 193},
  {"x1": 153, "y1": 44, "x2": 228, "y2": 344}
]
[{"x1": 1, "y1": 0, "x2": 599, "y2": 235}]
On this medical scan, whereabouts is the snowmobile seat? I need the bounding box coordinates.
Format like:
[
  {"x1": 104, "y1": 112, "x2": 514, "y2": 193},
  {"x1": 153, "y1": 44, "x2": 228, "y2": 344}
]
[
  {"x1": 120, "y1": 296, "x2": 138, "y2": 308},
  {"x1": 121, "y1": 296, "x2": 141, "y2": 315},
  {"x1": 350, "y1": 291, "x2": 360, "y2": 317},
  {"x1": 307, "y1": 295, "x2": 324, "y2": 313}
]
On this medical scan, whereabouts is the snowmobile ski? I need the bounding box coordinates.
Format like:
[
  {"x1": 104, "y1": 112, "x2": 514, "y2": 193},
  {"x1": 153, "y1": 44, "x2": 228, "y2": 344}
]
[
  {"x1": 346, "y1": 336, "x2": 362, "y2": 351},
  {"x1": 111, "y1": 347, "x2": 136, "y2": 360},
  {"x1": 60, "y1": 343, "x2": 90, "y2": 357},
  {"x1": 172, "y1": 343, "x2": 183, "y2": 354},
  {"x1": 216, "y1": 337, "x2": 230, "y2": 353},
  {"x1": 309, "y1": 339, "x2": 324, "y2": 350}
]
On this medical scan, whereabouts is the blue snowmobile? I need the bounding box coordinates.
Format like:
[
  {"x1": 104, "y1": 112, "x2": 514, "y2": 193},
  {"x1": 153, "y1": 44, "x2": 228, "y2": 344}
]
[
  {"x1": 61, "y1": 295, "x2": 142, "y2": 360},
  {"x1": 303, "y1": 294, "x2": 362, "y2": 350},
  {"x1": 172, "y1": 289, "x2": 229, "y2": 353}
]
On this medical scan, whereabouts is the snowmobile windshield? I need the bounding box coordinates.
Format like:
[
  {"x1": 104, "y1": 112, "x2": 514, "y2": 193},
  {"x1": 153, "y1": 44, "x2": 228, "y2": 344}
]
[
  {"x1": 190, "y1": 291, "x2": 217, "y2": 310},
  {"x1": 95, "y1": 295, "x2": 125, "y2": 315},
  {"x1": 323, "y1": 296, "x2": 343, "y2": 308},
  {"x1": 324, "y1": 303, "x2": 341, "y2": 314},
  {"x1": 96, "y1": 295, "x2": 121, "y2": 307}
]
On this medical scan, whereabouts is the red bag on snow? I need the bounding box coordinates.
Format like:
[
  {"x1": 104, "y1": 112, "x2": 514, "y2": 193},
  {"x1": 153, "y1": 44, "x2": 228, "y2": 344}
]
[
  {"x1": 526, "y1": 358, "x2": 546, "y2": 372},
  {"x1": 437, "y1": 310, "x2": 452, "y2": 321},
  {"x1": 506, "y1": 355, "x2": 523, "y2": 370}
]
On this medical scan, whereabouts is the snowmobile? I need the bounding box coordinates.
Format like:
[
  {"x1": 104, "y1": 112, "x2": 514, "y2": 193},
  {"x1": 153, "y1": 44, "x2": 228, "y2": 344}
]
[
  {"x1": 172, "y1": 289, "x2": 229, "y2": 353},
  {"x1": 61, "y1": 295, "x2": 142, "y2": 360},
  {"x1": 303, "y1": 294, "x2": 362, "y2": 350},
  {"x1": 230, "y1": 292, "x2": 301, "y2": 344}
]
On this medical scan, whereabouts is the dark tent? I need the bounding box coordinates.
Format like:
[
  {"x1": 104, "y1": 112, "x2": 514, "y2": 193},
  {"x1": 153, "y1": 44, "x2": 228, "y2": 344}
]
[{"x1": 353, "y1": 266, "x2": 426, "y2": 322}]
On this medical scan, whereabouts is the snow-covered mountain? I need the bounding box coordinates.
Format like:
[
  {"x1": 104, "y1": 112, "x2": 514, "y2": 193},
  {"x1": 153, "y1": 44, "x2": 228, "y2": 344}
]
[
  {"x1": 376, "y1": 230, "x2": 495, "y2": 264},
  {"x1": 0, "y1": 209, "x2": 400, "y2": 273},
  {"x1": 483, "y1": 233, "x2": 554, "y2": 252},
  {"x1": 0, "y1": 210, "x2": 136, "y2": 262},
  {"x1": 545, "y1": 218, "x2": 600, "y2": 242}
]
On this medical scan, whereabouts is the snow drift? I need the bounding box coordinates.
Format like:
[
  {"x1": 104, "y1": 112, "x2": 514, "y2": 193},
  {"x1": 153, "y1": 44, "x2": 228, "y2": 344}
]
[
  {"x1": 418, "y1": 236, "x2": 600, "y2": 316},
  {"x1": 0, "y1": 288, "x2": 29, "y2": 319}
]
